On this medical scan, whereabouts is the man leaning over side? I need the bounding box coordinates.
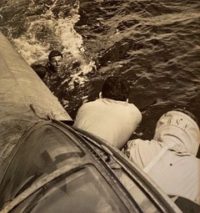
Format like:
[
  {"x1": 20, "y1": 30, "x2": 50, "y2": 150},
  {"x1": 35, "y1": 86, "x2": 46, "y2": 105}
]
[
  {"x1": 125, "y1": 109, "x2": 200, "y2": 207},
  {"x1": 73, "y1": 76, "x2": 142, "y2": 149}
]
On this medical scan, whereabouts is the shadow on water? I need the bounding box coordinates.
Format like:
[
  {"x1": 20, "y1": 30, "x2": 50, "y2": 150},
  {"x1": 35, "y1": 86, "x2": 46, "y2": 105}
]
[{"x1": 75, "y1": 0, "x2": 200, "y2": 157}]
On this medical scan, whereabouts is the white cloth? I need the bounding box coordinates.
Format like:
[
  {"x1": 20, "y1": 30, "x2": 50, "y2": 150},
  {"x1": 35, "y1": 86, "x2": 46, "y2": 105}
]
[
  {"x1": 74, "y1": 98, "x2": 142, "y2": 148},
  {"x1": 126, "y1": 110, "x2": 200, "y2": 204},
  {"x1": 147, "y1": 150, "x2": 200, "y2": 205}
]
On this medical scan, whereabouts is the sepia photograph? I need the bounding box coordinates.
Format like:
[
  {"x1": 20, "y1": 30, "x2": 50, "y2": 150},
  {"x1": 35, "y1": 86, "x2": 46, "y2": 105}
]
[{"x1": 0, "y1": 0, "x2": 199, "y2": 212}]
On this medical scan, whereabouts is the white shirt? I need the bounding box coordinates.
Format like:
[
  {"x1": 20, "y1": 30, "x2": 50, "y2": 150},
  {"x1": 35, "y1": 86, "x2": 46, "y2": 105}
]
[
  {"x1": 126, "y1": 111, "x2": 200, "y2": 204},
  {"x1": 74, "y1": 98, "x2": 142, "y2": 148}
]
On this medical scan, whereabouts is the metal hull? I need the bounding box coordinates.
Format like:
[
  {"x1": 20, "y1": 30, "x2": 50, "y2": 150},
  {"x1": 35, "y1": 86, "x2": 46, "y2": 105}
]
[{"x1": 0, "y1": 32, "x2": 71, "y2": 171}]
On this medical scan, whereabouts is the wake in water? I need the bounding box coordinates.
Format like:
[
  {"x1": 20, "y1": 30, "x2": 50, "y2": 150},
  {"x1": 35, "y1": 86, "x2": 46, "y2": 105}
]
[
  {"x1": 13, "y1": 1, "x2": 94, "y2": 74},
  {"x1": 1, "y1": 0, "x2": 200, "y2": 144},
  {"x1": 0, "y1": 0, "x2": 97, "y2": 116},
  {"x1": 0, "y1": 0, "x2": 98, "y2": 117}
]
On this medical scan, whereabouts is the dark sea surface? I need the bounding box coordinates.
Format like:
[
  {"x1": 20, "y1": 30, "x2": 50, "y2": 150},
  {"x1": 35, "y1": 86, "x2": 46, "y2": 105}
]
[{"x1": 0, "y1": 0, "x2": 200, "y2": 148}]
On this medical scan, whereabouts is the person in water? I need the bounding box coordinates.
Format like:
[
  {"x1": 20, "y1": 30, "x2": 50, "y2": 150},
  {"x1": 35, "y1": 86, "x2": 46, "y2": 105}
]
[
  {"x1": 31, "y1": 50, "x2": 65, "y2": 87},
  {"x1": 73, "y1": 76, "x2": 142, "y2": 148},
  {"x1": 45, "y1": 50, "x2": 65, "y2": 80},
  {"x1": 44, "y1": 50, "x2": 74, "y2": 97},
  {"x1": 125, "y1": 109, "x2": 200, "y2": 206}
]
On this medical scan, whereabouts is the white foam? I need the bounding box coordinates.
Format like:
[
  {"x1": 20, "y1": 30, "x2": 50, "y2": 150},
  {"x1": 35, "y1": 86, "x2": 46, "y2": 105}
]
[{"x1": 12, "y1": 4, "x2": 94, "y2": 85}]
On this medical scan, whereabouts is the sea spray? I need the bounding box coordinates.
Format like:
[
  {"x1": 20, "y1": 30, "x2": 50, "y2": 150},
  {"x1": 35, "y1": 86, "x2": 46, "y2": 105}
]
[
  {"x1": 2, "y1": 0, "x2": 200, "y2": 144},
  {"x1": 8, "y1": 0, "x2": 94, "y2": 88},
  {"x1": 0, "y1": 0, "x2": 99, "y2": 118}
]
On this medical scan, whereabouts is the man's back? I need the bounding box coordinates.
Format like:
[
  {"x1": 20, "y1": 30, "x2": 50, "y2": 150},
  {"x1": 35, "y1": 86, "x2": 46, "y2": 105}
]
[{"x1": 74, "y1": 98, "x2": 142, "y2": 148}]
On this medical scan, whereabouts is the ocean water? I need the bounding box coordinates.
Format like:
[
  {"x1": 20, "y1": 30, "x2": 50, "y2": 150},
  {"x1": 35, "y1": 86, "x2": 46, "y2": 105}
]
[{"x1": 0, "y1": 0, "x2": 200, "y2": 145}]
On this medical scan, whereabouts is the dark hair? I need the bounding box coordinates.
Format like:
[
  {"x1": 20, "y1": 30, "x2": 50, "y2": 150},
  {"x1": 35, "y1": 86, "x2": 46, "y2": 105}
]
[
  {"x1": 101, "y1": 76, "x2": 129, "y2": 101},
  {"x1": 48, "y1": 50, "x2": 63, "y2": 61}
]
